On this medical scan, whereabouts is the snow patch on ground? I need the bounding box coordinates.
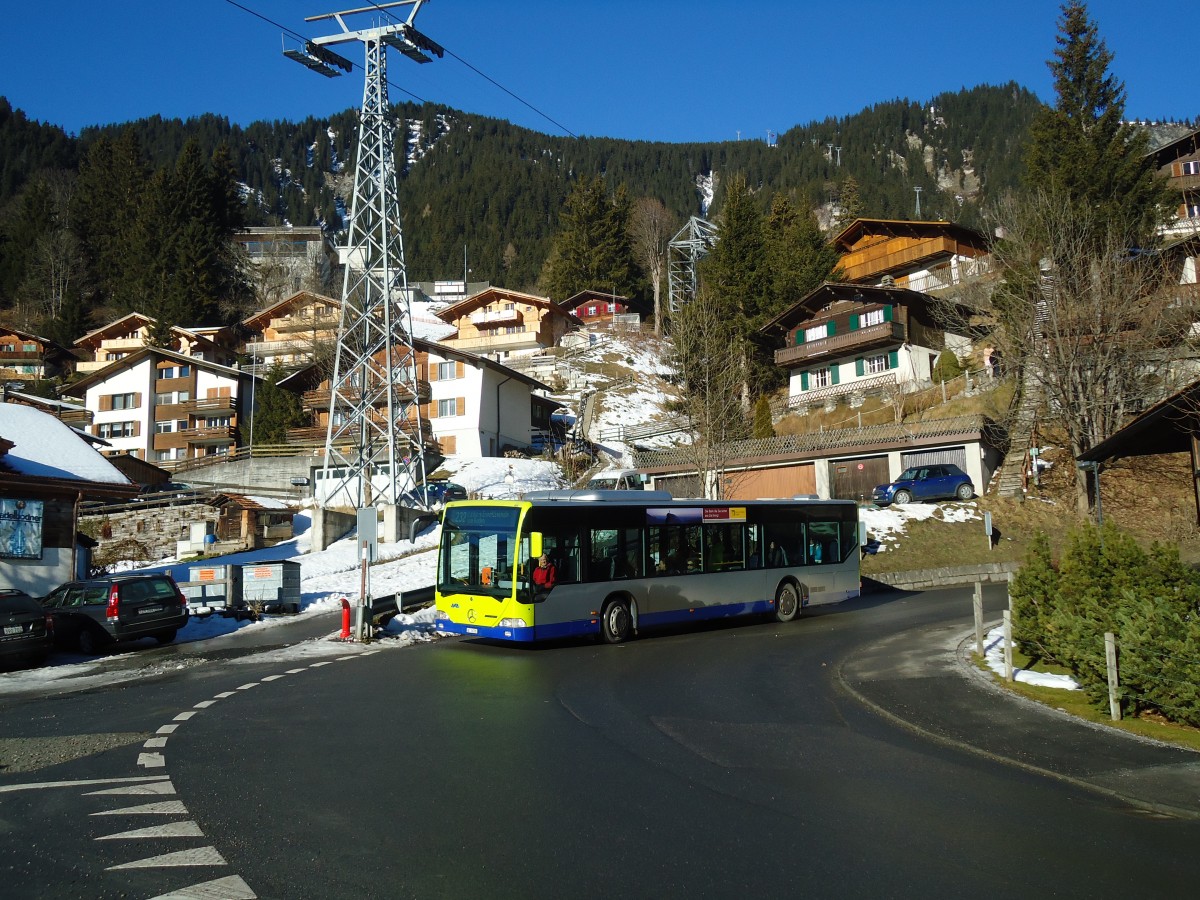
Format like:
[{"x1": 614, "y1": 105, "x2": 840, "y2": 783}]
[{"x1": 982, "y1": 625, "x2": 1080, "y2": 691}]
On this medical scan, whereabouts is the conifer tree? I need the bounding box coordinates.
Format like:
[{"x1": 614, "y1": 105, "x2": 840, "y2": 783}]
[
  {"x1": 538, "y1": 175, "x2": 640, "y2": 301},
  {"x1": 751, "y1": 395, "x2": 774, "y2": 439},
  {"x1": 250, "y1": 364, "x2": 309, "y2": 445},
  {"x1": 1023, "y1": 1, "x2": 1167, "y2": 237},
  {"x1": 699, "y1": 174, "x2": 766, "y2": 406}
]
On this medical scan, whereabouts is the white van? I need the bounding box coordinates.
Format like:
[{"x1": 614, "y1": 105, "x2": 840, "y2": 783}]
[{"x1": 585, "y1": 469, "x2": 645, "y2": 491}]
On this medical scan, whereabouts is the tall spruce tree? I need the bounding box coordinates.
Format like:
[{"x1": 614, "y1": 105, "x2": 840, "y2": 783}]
[
  {"x1": 1023, "y1": 1, "x2": 1167, "y2": 237},
  {"x1": 699, "y1": 174, "x2": 766, "y2": 406},
  {"x1": 538, "y1": 175, "x2": 641, "y2": 301}
]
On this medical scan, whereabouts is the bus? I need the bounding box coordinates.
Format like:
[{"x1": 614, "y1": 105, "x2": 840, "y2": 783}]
[{"x1": 434, "y1": 490, "x2": 862, "y2": 644}]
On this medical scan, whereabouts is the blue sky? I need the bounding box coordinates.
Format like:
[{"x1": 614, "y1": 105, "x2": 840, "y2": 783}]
[{"x1": 4, "y1": 1, "x2": 1193, "y2": 143}]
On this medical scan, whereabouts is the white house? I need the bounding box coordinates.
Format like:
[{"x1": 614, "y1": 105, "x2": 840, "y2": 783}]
[{"x1": 62, "y1": 347, "x2": 257, "y2": 464}]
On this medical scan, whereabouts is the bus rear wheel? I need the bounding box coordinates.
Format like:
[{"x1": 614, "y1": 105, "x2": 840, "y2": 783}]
[
  {"x1": 601, "y1": 598, "x2": 632, "y2": 644},
  {"x1": 775, "y1": 582, "x2": 801, "y2": 623}
]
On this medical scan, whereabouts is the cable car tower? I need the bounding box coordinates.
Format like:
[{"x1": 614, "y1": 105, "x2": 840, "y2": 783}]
[
  {"x1": 667, "y1": 216, "x2": 718, "y2": 313},
  {"x1": 285, "y1": 1, "x2": 443, "y2": 507}
]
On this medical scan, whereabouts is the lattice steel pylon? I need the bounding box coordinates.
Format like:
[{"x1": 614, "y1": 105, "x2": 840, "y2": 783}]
[
  {"x1": 287, "y1": 2, "x2": 444, "y2": 508},
  {"x1": 667, "y1": 216, "x2": 718, "y2": 313}
]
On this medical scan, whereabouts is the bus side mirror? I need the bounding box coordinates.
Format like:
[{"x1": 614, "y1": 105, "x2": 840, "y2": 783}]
[{"x1": 530, "y1": 531, "x2": 543, "y2": 558}]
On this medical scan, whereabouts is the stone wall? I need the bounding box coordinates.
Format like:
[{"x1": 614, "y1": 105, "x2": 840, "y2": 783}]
[{"x1": 80, "y1": 500, "x2": 221, "y2": 563}]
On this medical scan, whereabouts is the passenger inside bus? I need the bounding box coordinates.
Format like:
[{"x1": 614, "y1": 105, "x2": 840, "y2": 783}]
[{"x1": 532, "y1": 554, "x2": 557, "y2": 601}]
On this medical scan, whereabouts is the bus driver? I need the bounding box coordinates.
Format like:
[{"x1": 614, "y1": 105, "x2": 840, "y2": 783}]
[{"x1": 532, "y1": 554, "x2": 557, "y2": 602}]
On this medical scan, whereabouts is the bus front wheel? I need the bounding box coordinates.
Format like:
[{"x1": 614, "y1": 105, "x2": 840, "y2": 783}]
[
  {"x1": 775, "y1": 582, "x2": 801, "y2": 623},
  {"x1": 601, "y1": 598, "x2": 632, "y2": 644}
]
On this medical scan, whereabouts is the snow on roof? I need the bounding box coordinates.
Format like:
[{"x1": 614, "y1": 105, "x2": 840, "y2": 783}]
[{"x1": 0, "y1": 404, "x2": 131, "y2": 485}]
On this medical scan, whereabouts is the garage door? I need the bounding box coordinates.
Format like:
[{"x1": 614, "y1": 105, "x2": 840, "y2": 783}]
[
  {"x1": 722, "y1": 463, "x2": 816, "y2": 500},
  {"x1": 901, "y1": 446, "x2": 968, "y2": 471},
  {"x1": 830, "y1": 455, "x2": 890, "y2": 502},
  {"x1": 652, "y1": 473, "x2": 703, "y2": 499}
]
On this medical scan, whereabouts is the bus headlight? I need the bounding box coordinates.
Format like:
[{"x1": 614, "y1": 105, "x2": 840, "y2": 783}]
[
  {"x1": 498, "y1": 617, "x2": 528, "y2": 628},
  {"x1": 434, "y1": 608, "x2": 449, "y2": 620}
]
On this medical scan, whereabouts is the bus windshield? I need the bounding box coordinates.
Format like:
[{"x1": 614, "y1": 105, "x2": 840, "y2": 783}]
[{"x1": 439, "y1": 505, "x2": 522, "y2": 599}]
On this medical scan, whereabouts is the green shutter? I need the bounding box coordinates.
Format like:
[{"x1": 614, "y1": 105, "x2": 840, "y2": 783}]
[
  {"x1": 830, "y1": 365, "x2": 839, "y2": 385},
  {"x1": 826, "y1": 321, "x2": 836, "y2": 337},
  {"x1": 794, "y1": 329, "x2": 802, "y2": 345},
  {"x1": 883, "y1": 305, "x2": 893, "y2": 322},
  {"x1": 855, "y1": 357, "x2": 864, "y2": 377},
  {"x1": 849, "y1": 314, "x2": 859, "y2": 331},
  {"x1": 800, "y1": 371, "x2": 809, "y2": 390},
  {"x1": 888, "y1": 350, "x2": 899, "y2": 369}
]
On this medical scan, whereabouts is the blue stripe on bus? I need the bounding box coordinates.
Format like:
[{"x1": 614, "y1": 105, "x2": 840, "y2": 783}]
[
  {"x1": 436, "y1": 597, "x2": 794, "y2": 643},
  {"x1": 435, "y1": 619, "x2": 597, "y2": 642},
  {"x1": 637, "y1": 598, "x2": 774, "y2": 628}
]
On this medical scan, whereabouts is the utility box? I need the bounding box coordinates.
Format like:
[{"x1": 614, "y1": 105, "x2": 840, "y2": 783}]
[
  {"x1": 179, "y1": 564, "x2": 243, "y2": 616},
  {"x1": 241, "y1": 560, "x2": 302, "y2": 614}
]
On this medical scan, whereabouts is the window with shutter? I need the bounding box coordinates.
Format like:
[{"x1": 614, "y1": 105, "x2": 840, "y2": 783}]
[
  {"x1": 855, "y1": 357, "x2": 864, "y2": 377},
  {"x1": 888, "y1": 350, "x2": 899, "y2": 369},
  {"x1": 800, "y1": 371, "x2": 809, "y2": 390},
  {"x1": 830, "y1": 365, "x2": 839, "y2": 385},
  {"x1": 849, "y1": 315, "x2": 859, "y2": 331},
  {"x1": 826, "y1": 321, "x2": 836, "y2": 337},
  {"x1": 883, "y1": 305, "x2": 893, "y2": 322}
]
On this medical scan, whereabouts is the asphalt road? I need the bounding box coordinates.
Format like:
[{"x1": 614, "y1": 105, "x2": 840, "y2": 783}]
[{"x1": 3, "y1": 586, "x2": 1200, "y2": 899}]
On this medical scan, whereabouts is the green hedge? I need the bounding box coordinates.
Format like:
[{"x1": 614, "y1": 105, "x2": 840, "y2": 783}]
[{"x1": 1010, "y1": 522, "x2": 1200, "y2": 725}]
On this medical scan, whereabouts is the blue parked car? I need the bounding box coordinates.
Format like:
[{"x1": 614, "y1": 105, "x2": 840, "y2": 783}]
[{"x1": 871, "y1": 463, "x2": 974, "y2": 506}]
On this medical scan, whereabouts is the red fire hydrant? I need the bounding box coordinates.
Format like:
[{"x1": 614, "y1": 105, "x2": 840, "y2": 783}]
[{"x1": 339, "y1": 597, "x2": 351, "y2": 640}]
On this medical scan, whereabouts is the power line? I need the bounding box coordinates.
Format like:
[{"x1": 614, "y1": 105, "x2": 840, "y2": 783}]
[
  {"x1": 222, "y1": 0, "x2": 429, "y2": 104},
  {"x1": 356, "y1": 0, "x2": 577, "y2": 137}
]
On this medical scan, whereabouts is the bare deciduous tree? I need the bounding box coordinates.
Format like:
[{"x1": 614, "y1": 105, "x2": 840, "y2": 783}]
[
  {"x1": 629, "y1": 197, "x2": 673, "y2": 336},
  {"x1": 669, "y1": 285, "x2": 751, "y2": 498},
  {"x1": 988, "y1": 191, "x2": 1193, "y2": 512}
]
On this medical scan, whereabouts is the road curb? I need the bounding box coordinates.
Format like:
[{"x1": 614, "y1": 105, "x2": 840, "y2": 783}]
[{"x1": 834, "y1": 624, "x2": 1200, "y2": 821}]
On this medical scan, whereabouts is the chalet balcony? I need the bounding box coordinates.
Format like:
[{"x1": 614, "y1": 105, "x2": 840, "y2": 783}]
[
  {"x1": 272, "y1": 317, "x2": 339, "y2": 335},
  {"x1": 774, "y1": 321, "x2": 906, "y2": 366},
  {"x1": 286, "y1": 421, "x2": 432, "y2": 446},
  {"x1": 446, "y1": 332, "x2": 542, "y2": 354},
  {"x1": 1169, "y1": 172, "x2": 1200, "y2": 191},
  {"x1": 839, "y1": 235, "x2": 969, "y2": 283},
  {"x1": 782, "y1": 372, "x2": 898, "y2": 410},
  {"x1": 181, "y1": 425, "x2": 236, "y2": 444},
  {"x1": 182, "y1": 396, "x2": 238, "y2": 414},
  {"x1": 469, "y1": 309, "x2": 522, "y2": 327},
  {"x1": 302, "y1": 379, "x2": 431, "y2": 409},
  {"x1": 0, "y1": 350, "x2": 44, "y2": 362}
]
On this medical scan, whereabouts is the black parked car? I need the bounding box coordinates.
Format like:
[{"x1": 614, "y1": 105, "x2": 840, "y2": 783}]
[
  {"x1": 41, "y1": 574, "x2": 189, "y2": 655},
  {"x1": 0, "y1": 589, "x2": 53, "y2": 669}
]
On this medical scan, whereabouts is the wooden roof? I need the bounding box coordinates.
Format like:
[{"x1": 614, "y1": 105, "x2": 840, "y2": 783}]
[
  {"x1": 241, "y1": 290, "x2": 343, "y2": 331},
  {"x1": 831, "y1": 218, "x2": 990, "y2": 253}
]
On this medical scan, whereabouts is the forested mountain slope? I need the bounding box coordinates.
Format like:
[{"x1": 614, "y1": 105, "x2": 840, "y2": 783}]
[{"x1": 1, "y1": 82, "x2": 1041, "y2": 312}]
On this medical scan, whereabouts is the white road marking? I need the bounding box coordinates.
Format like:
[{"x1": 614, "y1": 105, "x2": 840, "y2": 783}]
[
  {"x1": 285, "y1": 668, "x2": 306, "y2": 674},
  {"x1": 214, "y1": 691, "x2": 235, "y2": 698},
  {"x1": 0, "y1": 775, "x2": 169, "y2": 794},
  {"x1": 96, "y1": 820, "x2": 204, "y2": 840},
  {"x1": 236, "y1": 683, "x2": 259, "y2": 690},
  {"x1": 193, "y1": 700, "x2": 217, "y2": 708},
  {"x1": 147, "y1": 874, "x2": 257, "y2": 899},
  {"x1": 106, "y1": 846, "x2": 226, "y2": 870},
  {"x1": 84, "y1": 781, "x2": 177, "y2": 797},
  {"x1": 143, "y1": 737, "x2": 168, "y2": 749},
  {"x1": 90, "y1": 800, "x2": 188, "y2": 816},
  {"x1": 173, "y1": 711, "x2": 198, "y2": 722},
  {"x1": 157, "y1": 724, "x2": 180, "y2": 735},
  {"x1": 336, "y1": 655, "x2": 357, "y2": 661},
  {"x1": 362, "y1": 650, "x2": 379, "y2": 656},
  {"x1": 137, "y1": 752, "x2": 166, "y2": 768},
  {"x1": 261, "y1": 674, "x2": 285, "y2": 682},
  {"x1": 309, "y1": 661, "x2": 332, "y2": 668}
]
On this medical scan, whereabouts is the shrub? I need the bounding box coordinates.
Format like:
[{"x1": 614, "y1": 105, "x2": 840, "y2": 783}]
[
  {"x1": 1013, "y1": 522, "x2": 1200, "y2": 724},
  {"x1": 931, "y1": 349, "x2": 964, "y2": 384}
]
